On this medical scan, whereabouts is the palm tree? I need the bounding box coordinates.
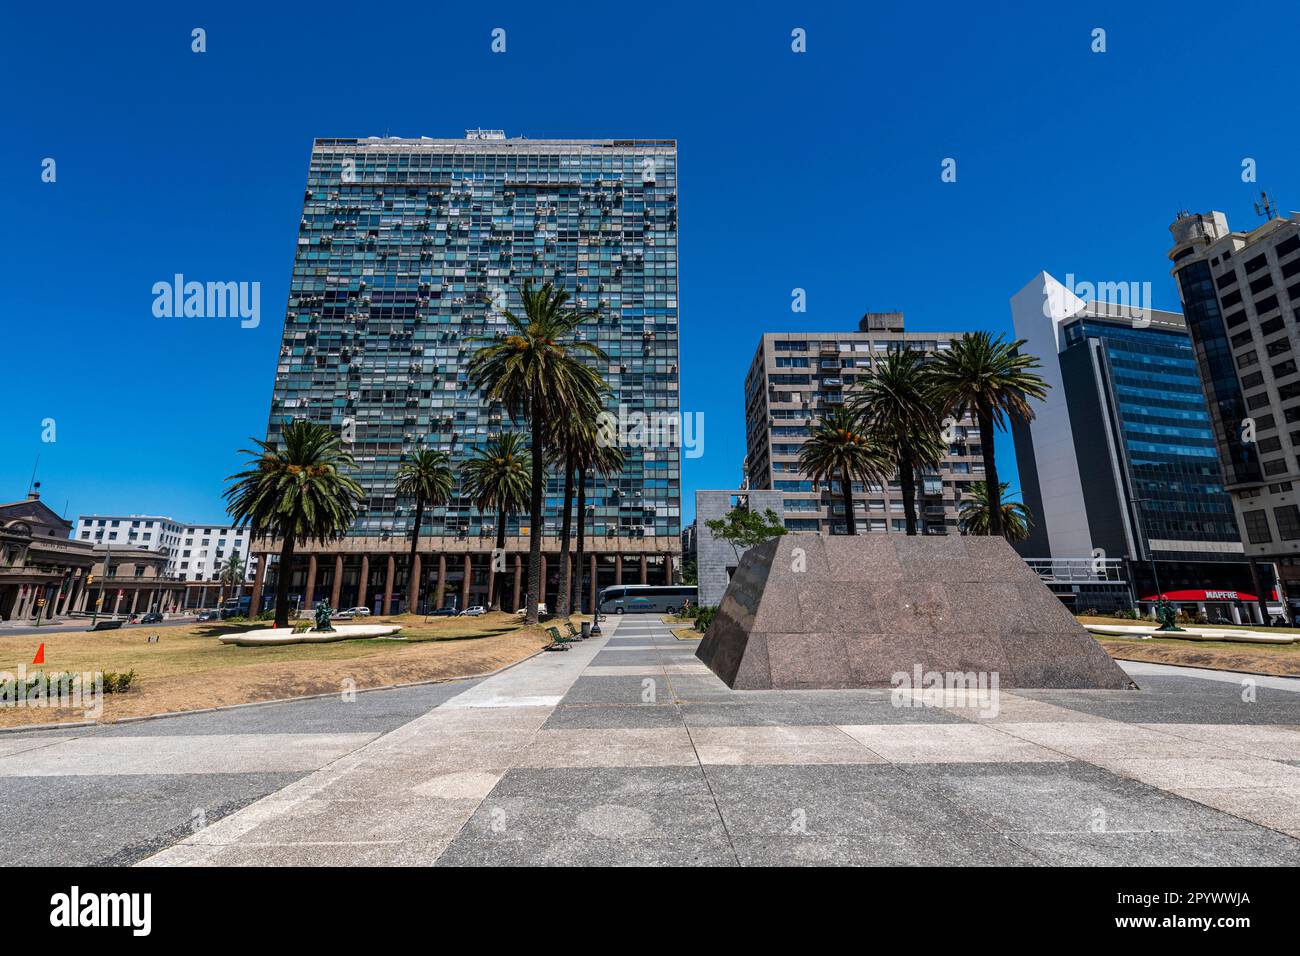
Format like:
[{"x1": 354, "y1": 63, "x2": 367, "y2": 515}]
[
  {"x1": 467, "y1": 282, "x2": 606, "y2": 624},
  {"x1": 549, "y1": 398, "x2": 619, "y2": 617},
  {"x1": 851, "y1": 348, "x2": 946, "y2": 535},
  {"x1": 929, "y1": 332, "x2": 1049, "y2": 538},
  {"x1": 798, "y1": 406, "x2": 893, "y2": 535},
  {"x1": 395, "y1": 449, "x2": 454, "y2": 613},
  {"x1": 224, "y1": 420, "x2": 364, "y2": 627},
  {"x1": 217, "y1": 554, "x2": 246, "y2": 606},
  {"x1": 959, "y1": 481, "x2": 1033, "y2": 541},
  {"x1": 572, "y1": 420, "x2": 624, "y2": 615},
  {"x1": 461, "y1": 433, "x2": 532, "y2": 611}
]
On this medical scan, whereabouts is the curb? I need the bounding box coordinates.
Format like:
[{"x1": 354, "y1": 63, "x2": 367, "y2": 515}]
[{"x1": 0, "y1": 646, "x2": 550, "y2": 735}]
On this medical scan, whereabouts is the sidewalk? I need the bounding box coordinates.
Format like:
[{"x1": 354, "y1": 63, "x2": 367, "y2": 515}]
[{"x1": 142, "y1": 616, "x2": 1300, "y2": 867}]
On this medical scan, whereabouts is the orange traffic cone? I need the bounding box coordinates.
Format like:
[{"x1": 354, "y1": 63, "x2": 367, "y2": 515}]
[{"x1": 32, "y1": 643, "x2": 45, "y2": 666}]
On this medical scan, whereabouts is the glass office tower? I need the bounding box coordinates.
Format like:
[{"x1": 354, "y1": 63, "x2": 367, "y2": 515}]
[
  {"x1": 251, "y1": 132, "x2": 681, "y2": 615},
  {"x1": 1010, "y1": 273, "x2": 1266, "y2": 618}
]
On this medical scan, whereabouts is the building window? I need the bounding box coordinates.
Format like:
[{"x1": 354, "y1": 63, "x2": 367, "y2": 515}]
[
  {"x1": 1275, "y1": 506, "x2": 1300, "y2": 541},
  {"x1": 1243, "y1": 509, "x2": 1273, "y2": 544}
]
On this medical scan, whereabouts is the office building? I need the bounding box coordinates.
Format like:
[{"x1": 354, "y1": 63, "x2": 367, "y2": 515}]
[
  {"x1": 74, "y1": 515, "x2": 252, "y2": 583},
  {"x1": 1009, "y1": 272, "x2": 1268, "y2": 620},
  {"x1": 253, "y1": 131, "x2": 681, "y2": 614},
  {"x1": 1167, "y1": 207, "x2": 1300, "y2": 619},
  {"x1": 742, "y1": 312, "x2": 981, "y2": 535}
]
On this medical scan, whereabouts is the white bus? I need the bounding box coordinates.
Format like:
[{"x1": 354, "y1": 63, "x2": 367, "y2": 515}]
[{"x1": 597, "y1": 585, "x2": 698, "y2": 615}]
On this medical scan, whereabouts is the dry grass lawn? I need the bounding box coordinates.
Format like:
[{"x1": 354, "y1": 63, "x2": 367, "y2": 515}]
[
  {"x1": 1095, "y1": 634, "x2": 1300, "y2": 678},
  {"x1": 0, "y1": 611, "x2": 553, "y2": 727}
]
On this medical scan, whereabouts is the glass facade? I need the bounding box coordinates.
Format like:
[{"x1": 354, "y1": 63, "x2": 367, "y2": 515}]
[
  {"x1": 266, "y1": 133, "x2": 680, "y2": 541},
  {"x1": 1173, "y1": 258, "x2": 1262, "y2": 486},
  {"x1": 1063, "y1": 317, "x2": 1239, "y2": 546}
]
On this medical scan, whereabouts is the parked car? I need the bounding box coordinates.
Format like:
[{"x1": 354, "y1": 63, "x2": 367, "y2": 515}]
[
  {"x1": 139, "y1": 611, "x2": 164, "y2": 624},
  {"x1": 427, "y1": 606, "x2": 458, "y2": 617},
  {"x1": 515, "y1": 603, "x2": 548, "y2": 616},
  {"x1": 196, "y1": 609, "x2": 219, "y2": 622},
  {"x1": 334, "y1": 606, "x2": 372, "y2": 620},
  {"x1": 460, "y1": 605, "x2": 487, "y2": 617}
]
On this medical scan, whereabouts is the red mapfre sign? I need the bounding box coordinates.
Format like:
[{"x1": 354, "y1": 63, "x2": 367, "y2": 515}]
[{"x1": 1139, "y1": 589, "x2": 1257, "y2": 602}]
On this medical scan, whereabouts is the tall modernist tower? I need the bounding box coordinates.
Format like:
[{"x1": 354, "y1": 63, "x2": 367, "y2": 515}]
[
  {"x1": 1169, "y1": 207, "x2": 1300, "y2": 617},
  {"x1": 251, "y1": 131, "x2": 681, "y2": 614},
  {"x1": 1008, "y1": 273, "x2": 1257, "y2": 617}
]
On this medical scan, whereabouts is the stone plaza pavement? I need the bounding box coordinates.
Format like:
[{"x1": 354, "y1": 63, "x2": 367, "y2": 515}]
[{"x1": 125, "y1": 614, "x2": 1300, "y2": 866}]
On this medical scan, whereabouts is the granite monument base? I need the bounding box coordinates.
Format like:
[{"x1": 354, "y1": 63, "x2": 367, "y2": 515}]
[{"x1": 695, "y1": 535, "x2": 1135, "y2": 690}]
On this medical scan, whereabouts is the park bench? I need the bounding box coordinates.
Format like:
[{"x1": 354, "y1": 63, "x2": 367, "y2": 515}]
[
  {"x1": 543, "y1": 625, "x2": 574, "y2": 652},
  {"x1": 564, "y1": 621, "x2": 584, "y2": 641}
]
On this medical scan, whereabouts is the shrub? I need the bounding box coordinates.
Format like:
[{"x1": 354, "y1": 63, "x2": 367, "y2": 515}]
[
  {"x1": 694, "y1": 605, "x2": 718, "y2": 633},
  {"x1": 98, "y1": 670, "x2": 136, "y2": 694}
]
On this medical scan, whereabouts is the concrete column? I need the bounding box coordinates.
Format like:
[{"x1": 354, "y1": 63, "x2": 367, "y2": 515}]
[
  {"x1": 434, "y1": 554, "x2": 446, "y2": 610},
  {"x1": 358, "y1": 554, "x2": 370, "y2": 611},
  {"x1": 410, "y1": 553, "x2": 422, "y2": 613},
  {"x1": 460, "y1": 553, "x2": 471, "y2": 610},
  {"x1": 249, "y1": 553, "x2": 268, "y2": 618},
  {"x1": 664, "y1": 552, "x2": 674, "y2": 585},
  {"x1": 129, "y1": 590, "x2": 140, "y2": 614},
  {"x1": 113, "y1": 591, "x2": 123, "y2": 615},
  {"x1": 615, "y1": 556, "x2": 623, "y2": 585},
  {"x1": 1231, "y1": 604, "x2": 1242, "y2": 625},
  {"x1": 512, "y1": 554, "x2": 522, "y2": 611},
  {"x1": 304, "y1": 554, "x2": 318, "y2": 611},
  {"x1": 382, "y1": 555, "x2": 395, "y2": 616},
  {"x1": 199, "y1": 585, "x2": 208, "y2": 608},
  {"x1": 640, "y1": 554, "x2": 648, "y2": 584},
  {"x1": 331, "y1": 554, "x2": 343, "y2": 609}
]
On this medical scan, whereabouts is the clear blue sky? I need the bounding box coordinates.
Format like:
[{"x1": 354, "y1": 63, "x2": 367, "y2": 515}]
[{"x1": 4, "y1": 1, "x2": 1298, "y2": 527}]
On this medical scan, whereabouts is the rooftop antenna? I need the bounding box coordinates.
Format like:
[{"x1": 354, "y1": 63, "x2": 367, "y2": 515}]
[
  {"x1": 1254, "y1": 190, "x2": 1278, "y2": 221},
  {"x1": 26, "y1": 454, "x2": 39, "y2": 495}
]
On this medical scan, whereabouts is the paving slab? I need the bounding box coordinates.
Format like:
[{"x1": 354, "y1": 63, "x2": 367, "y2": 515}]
[
  {"x1": 690, "y1": 724, "x2": 883, "y2": 765},
  {"x1": 837, "y1": 723, "x2": 1071, "y2": 764}
]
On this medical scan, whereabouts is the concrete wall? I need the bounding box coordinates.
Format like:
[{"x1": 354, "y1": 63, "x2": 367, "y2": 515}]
[{"x1": 695, "y1": 489, "x2": 785, "y2": 606}]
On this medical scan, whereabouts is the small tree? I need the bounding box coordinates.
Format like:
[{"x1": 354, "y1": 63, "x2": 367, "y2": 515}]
[
  {"x1": 705, "y1": 506, "x2": 787, "y2": 562},
  {"x1": 680, "y1": 558, "x2": 698, "y2": 585}
]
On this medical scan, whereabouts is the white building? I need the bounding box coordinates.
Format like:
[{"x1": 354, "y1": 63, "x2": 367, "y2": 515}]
[{"x1": 74, "y1": 515, "x2": 254, "y2": 584}]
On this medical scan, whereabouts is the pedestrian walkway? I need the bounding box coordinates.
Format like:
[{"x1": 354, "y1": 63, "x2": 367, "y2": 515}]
[{"x1": 138, "y1": 614, "x2": 1300, "y2": 866}]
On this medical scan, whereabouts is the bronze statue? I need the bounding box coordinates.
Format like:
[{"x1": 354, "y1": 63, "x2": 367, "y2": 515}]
[
  {"x1": 1155, "y1": 598, "x2": 1184, "y2": 632},
  {"x1": 313, "y1": 602, "x2": 335, "y2": 633}
]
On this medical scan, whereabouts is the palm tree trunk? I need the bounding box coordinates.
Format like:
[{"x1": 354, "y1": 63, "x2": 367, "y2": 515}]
[
  {"x1": 841, "y1": 469, "x2": 857, "y2": 535},
  {"x1": 491, "y1": 503, "x2": 507, "y2": 612},
  {"x1": 526, "y1": 417, "x2": 545, "y2": 625},
  {"x1": 406, "y1": 499, "x2": 424, "y2": 613},
  {"x1": 900, "y1": 452, "x2": 919, "y2": 536},
  {"x1": 555, "y1": 457, "x2": 575, "y2": 617},
  {"x1": 978, "y1": 406, "x2": 1003, "y2": 538},
  {"x1": 574, "y1": 465, "x2": 588, "y2": 615},
  {"x1": 273, "y1": 535, "x2": 296, "y2": 628}
]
